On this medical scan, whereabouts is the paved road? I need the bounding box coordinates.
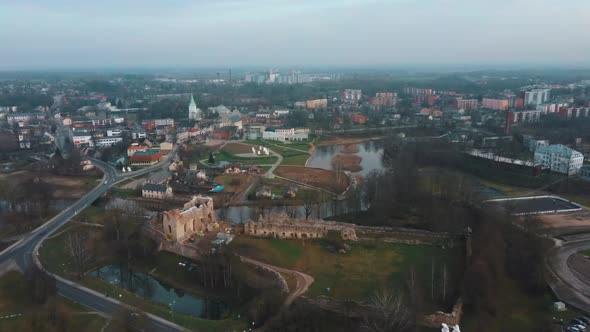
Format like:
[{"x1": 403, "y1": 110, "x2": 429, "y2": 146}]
[
  {"x1": 0, "y1": 153, "x2": 185, "y2": 331},
  {"x1": 548, "y1": 239, "x2": 590, "y2": 314}
]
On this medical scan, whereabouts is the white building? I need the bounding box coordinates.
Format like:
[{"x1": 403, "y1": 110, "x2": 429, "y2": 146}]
[
  {"x1": 95, "y1": 137, "x2": 123, "y2": 147},
  {"x1": 534, "y1": 144, "x2": 584, "y2": 175},
  {"x1": 262, "y1": 128, "x2": 309, "y2": 142},
  {"x1": 524, "y1": 89, "x2": 550, "y2": 106},
  {"x1": 73, "y1": 132, "x2": 93, "y2": 146},
  {"x1": 188, "y1": 94, "x2": 202, "y2": 121}
]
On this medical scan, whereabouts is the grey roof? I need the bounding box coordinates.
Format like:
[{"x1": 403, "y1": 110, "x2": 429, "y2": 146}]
[
  {"x1": 147, "y1": 170, "x2": 171, "y2": 184},
  {"x1": 142, "y1": 183, "x2": 168, "y2": 193}
]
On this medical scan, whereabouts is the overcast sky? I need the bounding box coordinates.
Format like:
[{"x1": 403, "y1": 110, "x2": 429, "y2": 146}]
[{"x1": 1, "y1": 0, "x2": 589, "y2": 69}]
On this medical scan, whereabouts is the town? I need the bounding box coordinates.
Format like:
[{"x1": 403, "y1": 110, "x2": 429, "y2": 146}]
[
  {"x1": 1, "y1": 67, "x2": 590, "y2": 332},
  {"x1": 2, "y1": 1, "x2": 590, "y2": 332}
]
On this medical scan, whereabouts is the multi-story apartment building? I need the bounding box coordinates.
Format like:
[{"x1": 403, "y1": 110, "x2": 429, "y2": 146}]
[
  {"x1": 523, "y1": 88, "x2": 551, "y2": 107},
  {"x1": 403, "y1": 87, "x2": 433, "y2": 96},
  {"x1": 534, "y1": 144, "x2": 584, "y2": 175},
  {"x1": 558, "y1": 107, "x2": 590, "y2": 119},
  {"x1": 306, "y1": 99, "x2": 328, "y2": 109},
  {"x1": 537, "y1": 103, "x2": 568, "y2": 114},
  {"x1": 456, "y1": 98, "x2": 479, "y2": 110},
  {"x1": 482, "y1": 98, "x2": 509, "y2": 111},
  {"x1": 508, "y1": 110, "x2": 545, "y2": 123},
  {"x1": 341, "y1": 89, "x2": 362, "y2": 103}
]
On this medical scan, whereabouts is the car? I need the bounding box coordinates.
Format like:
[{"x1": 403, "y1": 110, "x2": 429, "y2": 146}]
[
  {"x1": 568, "y1": 327, "x2": 581, "y2": 332},
  {"x1": 572, "y1": 324, "x2": 587, "y2": 331},
  {"x1": 579, "y1": 317, "x2": 590, "y2": 325},
  {"x1": 572, "y1": 319, "x2": 587, "y2": 327},
  {"x1": 103, "y1": 181, "x2": 108, "y2": 185},
  {"x1": 178, "y1": 261, "x2": 187, "y2": 267}
]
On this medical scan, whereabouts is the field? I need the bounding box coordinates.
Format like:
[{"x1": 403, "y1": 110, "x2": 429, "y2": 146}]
[
  {"x1": 275, "y1": 165, "x2": 349, "y2": 194},
  {"x1": 246, "y1": 139, "x2": 311, "y2": 166},
  {"x1": 0, "y1": 271, "x2": 108, "y2": 332},
  {"x1": 212, "y1": 150, "x2": 278, "y2": 166},
  {"x1": 229, "y1": 236, "x2": 463, "y2": 304},
  {"x1": 221, "y1": 142, "x2": 256, "y2": 154}
]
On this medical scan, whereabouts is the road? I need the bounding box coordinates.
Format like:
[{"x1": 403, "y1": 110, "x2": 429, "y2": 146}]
[
  {"x1": 0, "y1": 152, "x2": 185, "y2": 331},
  {"x1": 548, "y1": 238, "x2": 590, "y2": 314},
  {"x1": 240, "y1": 256, "x2": 314, "y2": 307}
]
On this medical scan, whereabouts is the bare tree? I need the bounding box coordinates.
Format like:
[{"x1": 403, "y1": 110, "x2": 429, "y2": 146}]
[
  {"x1": 285, "y1": 205, "x2": 298, "y2": 219},
  {"x1": 301, "y1": 191, "x2": 319, "y2": 220},
  {"x1": 360, "y1": 289, "x2": 413, "y2": 332},
  {"x1": 65, "y1": 231, "x2": 91, "y2": 278}
]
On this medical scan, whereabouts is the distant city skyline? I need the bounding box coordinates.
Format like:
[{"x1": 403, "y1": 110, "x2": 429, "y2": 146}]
[{"x1": 1, "y1": 0, "x2": 590, "y2": 69}]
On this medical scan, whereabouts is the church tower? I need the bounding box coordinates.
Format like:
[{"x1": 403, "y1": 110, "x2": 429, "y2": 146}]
[{"x1": 188, "y1": 94, "x2": 201, "y2": 120}]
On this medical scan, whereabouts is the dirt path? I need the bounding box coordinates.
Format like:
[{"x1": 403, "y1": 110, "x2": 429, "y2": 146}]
[{"x1": 240, "y1": 256, "x2": 314, "y2": 307}]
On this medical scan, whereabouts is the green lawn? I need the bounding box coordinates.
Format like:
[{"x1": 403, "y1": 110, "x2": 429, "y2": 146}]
[
  {"x1": 245, "y1": 139, "x2": 311, "y2": 166},
  {"x1": 478, "y1": 179, "x2": 532, "y2": 197},
  {"x1": 0, "y1": 271, "x2": 108, "y2": 332},
  {"x1": 212, "y1": 150, "x2": 278, "y2": 165},
  {"x1": 229, "y1": 237, "x2": 463, "y2": 303}
]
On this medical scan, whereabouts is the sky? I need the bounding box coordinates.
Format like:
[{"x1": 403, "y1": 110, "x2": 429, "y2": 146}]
[{"x1": 1, "y1": 0, "x2": 589, "y2": 69}]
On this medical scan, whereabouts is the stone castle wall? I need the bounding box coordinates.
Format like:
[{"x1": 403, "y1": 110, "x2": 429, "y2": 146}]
[
  {"x1": 163, "y1": 195, "x2": 216, "y2": 241},
  {"x1": 244, "y1": 213, "x2": 357, "y2": 241}
]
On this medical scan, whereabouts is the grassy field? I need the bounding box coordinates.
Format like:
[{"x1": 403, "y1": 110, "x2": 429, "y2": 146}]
[
  {"x1": 246, "y1": 139, "x2": 311, "y2": 166},
  {"x1": 478, "y1": 179, "x2": 532, "y2": 197},
  {"x1": 229, "y1": 236, "x2": 463, "y2": 303},
  {"x1": 212, "y1": 150, "x2": 278, "y2": 166},
  {"x1": 0, "y1": 271, "x2": 108, "y2": 332}
]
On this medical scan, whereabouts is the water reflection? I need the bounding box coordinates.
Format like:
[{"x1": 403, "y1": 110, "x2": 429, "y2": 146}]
[
  {"x1": 91, "y1": 264, "x2": 227, "y2": 319},
  {"x1": 307, "y1": 140, "x2": 385, "y2": 176}
]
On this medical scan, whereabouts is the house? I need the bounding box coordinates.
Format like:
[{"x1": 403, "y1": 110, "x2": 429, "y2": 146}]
[
  {"x1": 350, "y1": 113, "x2": 368, "y2": 125},
  {"x1": 130, "y1": 150, "x2": 163, "y2": 166},
  {"x1": 159, "y1": 142, "x2": 174, "y2": 153},
  {"x1": 142, "y1": 183, "x2": 173, "y2": 199},
  {"x1": 256, "y1": 186, "x2": 272, "y2": 198},
  {"x1": 534, "y1": 144, "x2": 584, "y2": 175},
  {"x1": 127, "y1": 145, "x2": 148, "y2": 156},
  {"x1": 212, "y1": 126, "x2": 236, "y2": 140},
  {"x1": 95, "y1": 137, "x2": 123, "y2": 147},
  {"x1": 262, "y1": 128, "x2": 309, "y2": 142}
]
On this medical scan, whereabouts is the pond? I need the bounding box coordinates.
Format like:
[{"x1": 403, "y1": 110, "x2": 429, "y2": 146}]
[
  {"x1": 90, "y1": 264, "x2": 228, "y2": 319},
  {"x1": 307, "y1": 140, "x2": 385, "y2": 176}
]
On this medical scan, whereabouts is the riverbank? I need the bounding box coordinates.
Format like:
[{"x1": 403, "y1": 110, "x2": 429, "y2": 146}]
[{"x1": 316, "y1": 135, "x2": 385, "y2": 146}]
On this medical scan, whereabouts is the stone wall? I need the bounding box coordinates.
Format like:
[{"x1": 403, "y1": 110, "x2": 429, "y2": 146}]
[
  {"x1": 162, "y1": 195, "x2": 216, "y2": 241},
  {"x1": 244, "y1": 213, "x2": 358, "y2": 241}
]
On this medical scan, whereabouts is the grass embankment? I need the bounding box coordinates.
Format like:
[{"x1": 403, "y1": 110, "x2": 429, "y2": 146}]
[
  {"x1": 246, "y1": 139, "x2": 311, "y2": 166},
  {"x1": 478, "y1": 179, "x2": 532, "y2": 197},
  {"x1": 0, "y1": 271, "x2": 107, "y2": 332},
  {"x1": 275, "y1": 166, "x2": 349, "y2": 194},
  {"x1": 212, "y1": 150, "x2": 278, "y2": 166},
  {"x1": 39, "y1": 224, "x2": 246, "y2": 332},
  {"x1": 230, "y1": 237, "x2": 463, "y2": 304}
]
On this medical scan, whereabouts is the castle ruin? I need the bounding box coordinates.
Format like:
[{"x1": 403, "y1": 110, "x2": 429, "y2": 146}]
[
  {"x1": 244, "y1": 213, "x2": 357, "y2": 241},
  {"x1": 163, "y1": 195, "x2": 216, "y2": 241}
]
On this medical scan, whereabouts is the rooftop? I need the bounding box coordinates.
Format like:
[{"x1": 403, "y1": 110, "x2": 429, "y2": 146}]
[
  {"x1": 536, "y1": 144, "x2": 581, "y2": 158},
  {"x1": 142, "y1": 183, "x2": 168, "y2": 193}
]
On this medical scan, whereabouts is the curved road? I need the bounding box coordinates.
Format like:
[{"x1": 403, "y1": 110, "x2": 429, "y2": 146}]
[
  {"x1": 548, "y1": 239, "x2": 590, "y2": 314},
  {"x1": 240, "y1": 256, "x2": 314, "y2": 307},
  {"x1": 0, "y1": 152, "x2": 185, "y2": 331}
]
